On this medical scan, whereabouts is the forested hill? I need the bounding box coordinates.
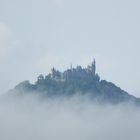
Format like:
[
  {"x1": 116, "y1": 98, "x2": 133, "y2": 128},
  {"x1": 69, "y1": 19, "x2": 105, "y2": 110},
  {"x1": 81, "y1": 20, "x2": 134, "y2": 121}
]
[{"x1": 10, "y1": 60, "x2": 140, "y2": 104}]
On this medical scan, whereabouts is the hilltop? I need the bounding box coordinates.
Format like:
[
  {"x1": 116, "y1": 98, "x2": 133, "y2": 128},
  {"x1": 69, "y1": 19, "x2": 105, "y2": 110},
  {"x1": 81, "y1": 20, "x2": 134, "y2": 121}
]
[{"x1": 10, "y1": 59, "x2": 140, "y2": 104}]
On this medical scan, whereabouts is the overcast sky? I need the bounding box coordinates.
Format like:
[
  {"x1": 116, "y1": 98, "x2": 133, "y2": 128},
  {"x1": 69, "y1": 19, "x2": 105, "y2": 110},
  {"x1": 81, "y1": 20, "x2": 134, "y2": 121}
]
[{"x1": 0, "y1": 0, "x2": 140, "y2": 97}]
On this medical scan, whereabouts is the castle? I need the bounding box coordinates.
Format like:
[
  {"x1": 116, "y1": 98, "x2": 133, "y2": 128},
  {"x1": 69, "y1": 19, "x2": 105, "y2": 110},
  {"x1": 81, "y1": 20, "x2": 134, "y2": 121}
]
[
  {"x1": 37, "y1": 59, "x2": 99, "y2": 82},
  {"x1": 51, "y1": 59, "x2": 97, "y2": 80}
]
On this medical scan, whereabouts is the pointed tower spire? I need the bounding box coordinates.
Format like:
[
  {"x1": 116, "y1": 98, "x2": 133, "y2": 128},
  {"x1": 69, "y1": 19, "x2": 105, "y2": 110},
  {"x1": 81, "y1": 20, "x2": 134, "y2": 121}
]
[
  {"x1": 70, "y1": 64, "x2": 73, "y2": 70},
  {"x1": 93, "y1": 58, "x2": 96, "y2": 65},
  {"x1": 91, "y1": 58, "x2": 96, "y2": 75}
]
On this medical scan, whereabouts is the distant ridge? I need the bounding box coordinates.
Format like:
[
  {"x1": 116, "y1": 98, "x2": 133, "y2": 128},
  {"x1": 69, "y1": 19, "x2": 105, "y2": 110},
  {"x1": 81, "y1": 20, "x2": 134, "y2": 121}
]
[{"x1": 9, "y1": 59, "x2": 140, "y2": 105}]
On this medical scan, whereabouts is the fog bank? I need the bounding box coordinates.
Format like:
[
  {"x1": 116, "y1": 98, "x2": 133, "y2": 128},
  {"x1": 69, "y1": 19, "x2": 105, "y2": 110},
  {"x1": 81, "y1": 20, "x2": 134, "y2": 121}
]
[{"x1": 0, "y1": 94, "x2": 140, "y2": 140}]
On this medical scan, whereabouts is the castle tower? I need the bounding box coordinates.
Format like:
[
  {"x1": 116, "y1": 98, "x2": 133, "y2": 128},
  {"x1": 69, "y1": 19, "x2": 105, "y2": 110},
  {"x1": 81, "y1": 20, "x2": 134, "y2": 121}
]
[
  {"x1": 91, "y1": 58, "x2": 96, "y2": 75},
  {"x1": 70, "y1": 64, "x2": 73, "y2": 70},
  {"x1": 51, "y1": 67, "x2": 56, "y2": 79}
]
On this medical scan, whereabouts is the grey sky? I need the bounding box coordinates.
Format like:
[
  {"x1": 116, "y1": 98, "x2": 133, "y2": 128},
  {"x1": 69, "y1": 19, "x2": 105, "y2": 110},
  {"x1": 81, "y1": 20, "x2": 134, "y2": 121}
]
[{"x1": 0, "y1": 0, "x2": 140, "y2": 96}]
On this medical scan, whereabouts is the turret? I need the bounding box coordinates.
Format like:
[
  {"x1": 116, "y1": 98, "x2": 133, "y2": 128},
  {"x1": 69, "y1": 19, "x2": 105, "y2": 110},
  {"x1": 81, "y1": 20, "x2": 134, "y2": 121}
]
[
  {"x1": 51, "y1": 67, "x2": 56, "y2": 79},
  {"x1": 91, "y1": 58, "x2": 96, "y2": 75},
  {"x1": 37, "y1": 74, "x2": 44, "y2": 81},
  {"x1": 87, "y1": 58, "x2": 96, "y2": 76}
]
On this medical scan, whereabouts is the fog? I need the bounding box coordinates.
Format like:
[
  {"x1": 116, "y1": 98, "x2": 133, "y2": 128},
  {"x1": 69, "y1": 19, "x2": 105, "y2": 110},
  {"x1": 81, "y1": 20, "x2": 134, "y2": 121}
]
[{"x1": 0, "y1": 93, "x2": 140, "y2": 140}]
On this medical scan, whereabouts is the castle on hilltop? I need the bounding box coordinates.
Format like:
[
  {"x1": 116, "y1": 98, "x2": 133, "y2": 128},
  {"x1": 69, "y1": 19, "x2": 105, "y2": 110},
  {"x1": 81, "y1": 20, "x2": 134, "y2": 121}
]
[{"x1": 15, "y1": 58, "x2": 137, "y2": 105}]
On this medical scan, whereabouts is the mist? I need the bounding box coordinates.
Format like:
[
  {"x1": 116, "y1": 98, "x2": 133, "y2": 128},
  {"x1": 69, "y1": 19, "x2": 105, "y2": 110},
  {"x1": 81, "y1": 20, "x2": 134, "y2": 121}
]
[{"x1": 0, "y1": 93, "x2": 140, "y2": 140}]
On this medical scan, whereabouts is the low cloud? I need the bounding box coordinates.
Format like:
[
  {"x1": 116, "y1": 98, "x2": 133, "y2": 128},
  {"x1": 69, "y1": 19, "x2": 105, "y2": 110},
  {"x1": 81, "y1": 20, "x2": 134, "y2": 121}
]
[{"x1": 0, "y1": 93, "x2": 140, "y2": 140}]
